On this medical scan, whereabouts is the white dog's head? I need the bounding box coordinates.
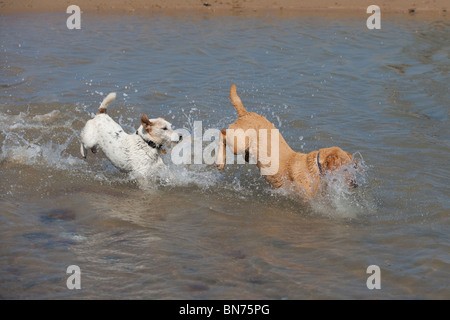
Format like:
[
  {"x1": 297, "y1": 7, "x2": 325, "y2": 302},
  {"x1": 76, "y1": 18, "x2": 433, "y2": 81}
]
[{"x1": 138, "y1": 113, "x2": 182, "y2": 150}]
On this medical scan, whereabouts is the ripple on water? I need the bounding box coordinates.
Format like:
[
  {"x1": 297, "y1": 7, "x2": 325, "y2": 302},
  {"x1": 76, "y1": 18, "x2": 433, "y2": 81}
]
[{"x1": 0, "y1": 14, "x2": 448, "y2": 299}]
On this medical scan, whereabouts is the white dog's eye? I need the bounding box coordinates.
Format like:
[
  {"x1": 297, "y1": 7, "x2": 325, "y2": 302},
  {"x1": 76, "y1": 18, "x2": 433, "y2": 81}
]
[{"x1": 162, "y1": 127, "x2": 168, "y2": 131}]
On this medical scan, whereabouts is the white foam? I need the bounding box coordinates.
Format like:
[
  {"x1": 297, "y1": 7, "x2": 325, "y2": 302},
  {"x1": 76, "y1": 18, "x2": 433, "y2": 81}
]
[
  {"x1": 0, "y1": 110, "x2": 87, "y2": 171},
  {"x1": 131, "y1": 160, "x2": 221, "y2": 191},
  {"x1": 32, "y1": 110, "x2": 61, "y2": 122}
]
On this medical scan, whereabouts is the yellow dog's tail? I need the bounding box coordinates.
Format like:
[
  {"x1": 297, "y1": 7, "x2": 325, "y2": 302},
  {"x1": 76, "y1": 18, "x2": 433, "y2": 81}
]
[{"x1": 230, "y1": 84, "x2": 248, "y2": 118}]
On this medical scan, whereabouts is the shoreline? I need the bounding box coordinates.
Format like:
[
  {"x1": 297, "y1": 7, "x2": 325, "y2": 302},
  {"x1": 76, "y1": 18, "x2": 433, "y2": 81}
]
[{"x1": 1, "y1": 0, "x2": 448, "y2": 18}]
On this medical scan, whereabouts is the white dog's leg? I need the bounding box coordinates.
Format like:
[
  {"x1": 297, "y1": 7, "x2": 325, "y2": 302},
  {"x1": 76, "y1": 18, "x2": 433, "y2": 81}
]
[{"x1": 80, "y1": 143, "x2": 88, "y2": 158}]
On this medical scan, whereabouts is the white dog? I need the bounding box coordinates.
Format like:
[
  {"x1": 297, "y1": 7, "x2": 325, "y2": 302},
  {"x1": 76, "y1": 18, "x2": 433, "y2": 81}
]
[{"x1": 80, "y1": 92, "x2": 182, "y2": 176}]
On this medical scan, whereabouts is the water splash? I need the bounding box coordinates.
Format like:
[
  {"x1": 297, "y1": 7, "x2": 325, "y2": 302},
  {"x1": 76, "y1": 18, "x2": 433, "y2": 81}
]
[
  {"x1": 0, "y1": 105, "x2": 376, "y2": 218},
  {"x1": 311, "y1": 152, "x2": 376, "y2": 219},
  {"x1": 0, "y1": 109, "x2": 85, "y2": 170}
]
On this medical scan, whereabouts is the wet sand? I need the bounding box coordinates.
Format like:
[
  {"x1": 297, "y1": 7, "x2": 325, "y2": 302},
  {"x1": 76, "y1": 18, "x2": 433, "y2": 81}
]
[{"x1": 1, "y1": 0, "x2": 449, "y2": 17}]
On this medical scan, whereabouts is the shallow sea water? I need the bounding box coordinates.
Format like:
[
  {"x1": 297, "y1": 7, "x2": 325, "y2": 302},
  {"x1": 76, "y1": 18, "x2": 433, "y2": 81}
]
[{"x1": 0, "y1": 12, "x2": 449, "y2": 299}]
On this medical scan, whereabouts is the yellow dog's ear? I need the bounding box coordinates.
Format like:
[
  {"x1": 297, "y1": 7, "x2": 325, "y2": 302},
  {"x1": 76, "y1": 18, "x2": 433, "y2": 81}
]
[
  {"x1": 324, "y1": 152, "x2": 341, "y2": 172},
  {"x1": 322, "y1": 148, "x2": 352, "y2": 172}
]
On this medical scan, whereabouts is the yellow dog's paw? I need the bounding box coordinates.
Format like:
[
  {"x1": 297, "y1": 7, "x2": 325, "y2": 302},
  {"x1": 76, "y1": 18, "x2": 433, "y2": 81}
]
[{"x1": 216, "y1": 162, "x2": 225, "y2": 170}]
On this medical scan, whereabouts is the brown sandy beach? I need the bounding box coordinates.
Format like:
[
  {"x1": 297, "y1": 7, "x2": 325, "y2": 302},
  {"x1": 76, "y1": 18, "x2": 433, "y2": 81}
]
[{"x1": 0, "y1": 0, "x2": 448, "y2": 17}]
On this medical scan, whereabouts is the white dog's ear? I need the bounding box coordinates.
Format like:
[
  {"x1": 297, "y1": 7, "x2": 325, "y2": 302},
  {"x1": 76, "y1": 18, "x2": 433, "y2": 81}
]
[{"x1": 141, "y1": 114, "x2": 153, "y2": 129}]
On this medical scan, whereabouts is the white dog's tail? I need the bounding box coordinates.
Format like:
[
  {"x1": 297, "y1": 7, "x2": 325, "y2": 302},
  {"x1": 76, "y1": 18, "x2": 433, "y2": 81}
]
[{"x1": 97, "y1": 92, "x2": 116, "y2": 115}]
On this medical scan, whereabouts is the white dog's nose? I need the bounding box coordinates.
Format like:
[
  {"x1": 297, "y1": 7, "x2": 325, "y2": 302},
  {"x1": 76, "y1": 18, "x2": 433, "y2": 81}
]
[{"x1": 171, "y1": 132, "x2": 182, "y2": 142}]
